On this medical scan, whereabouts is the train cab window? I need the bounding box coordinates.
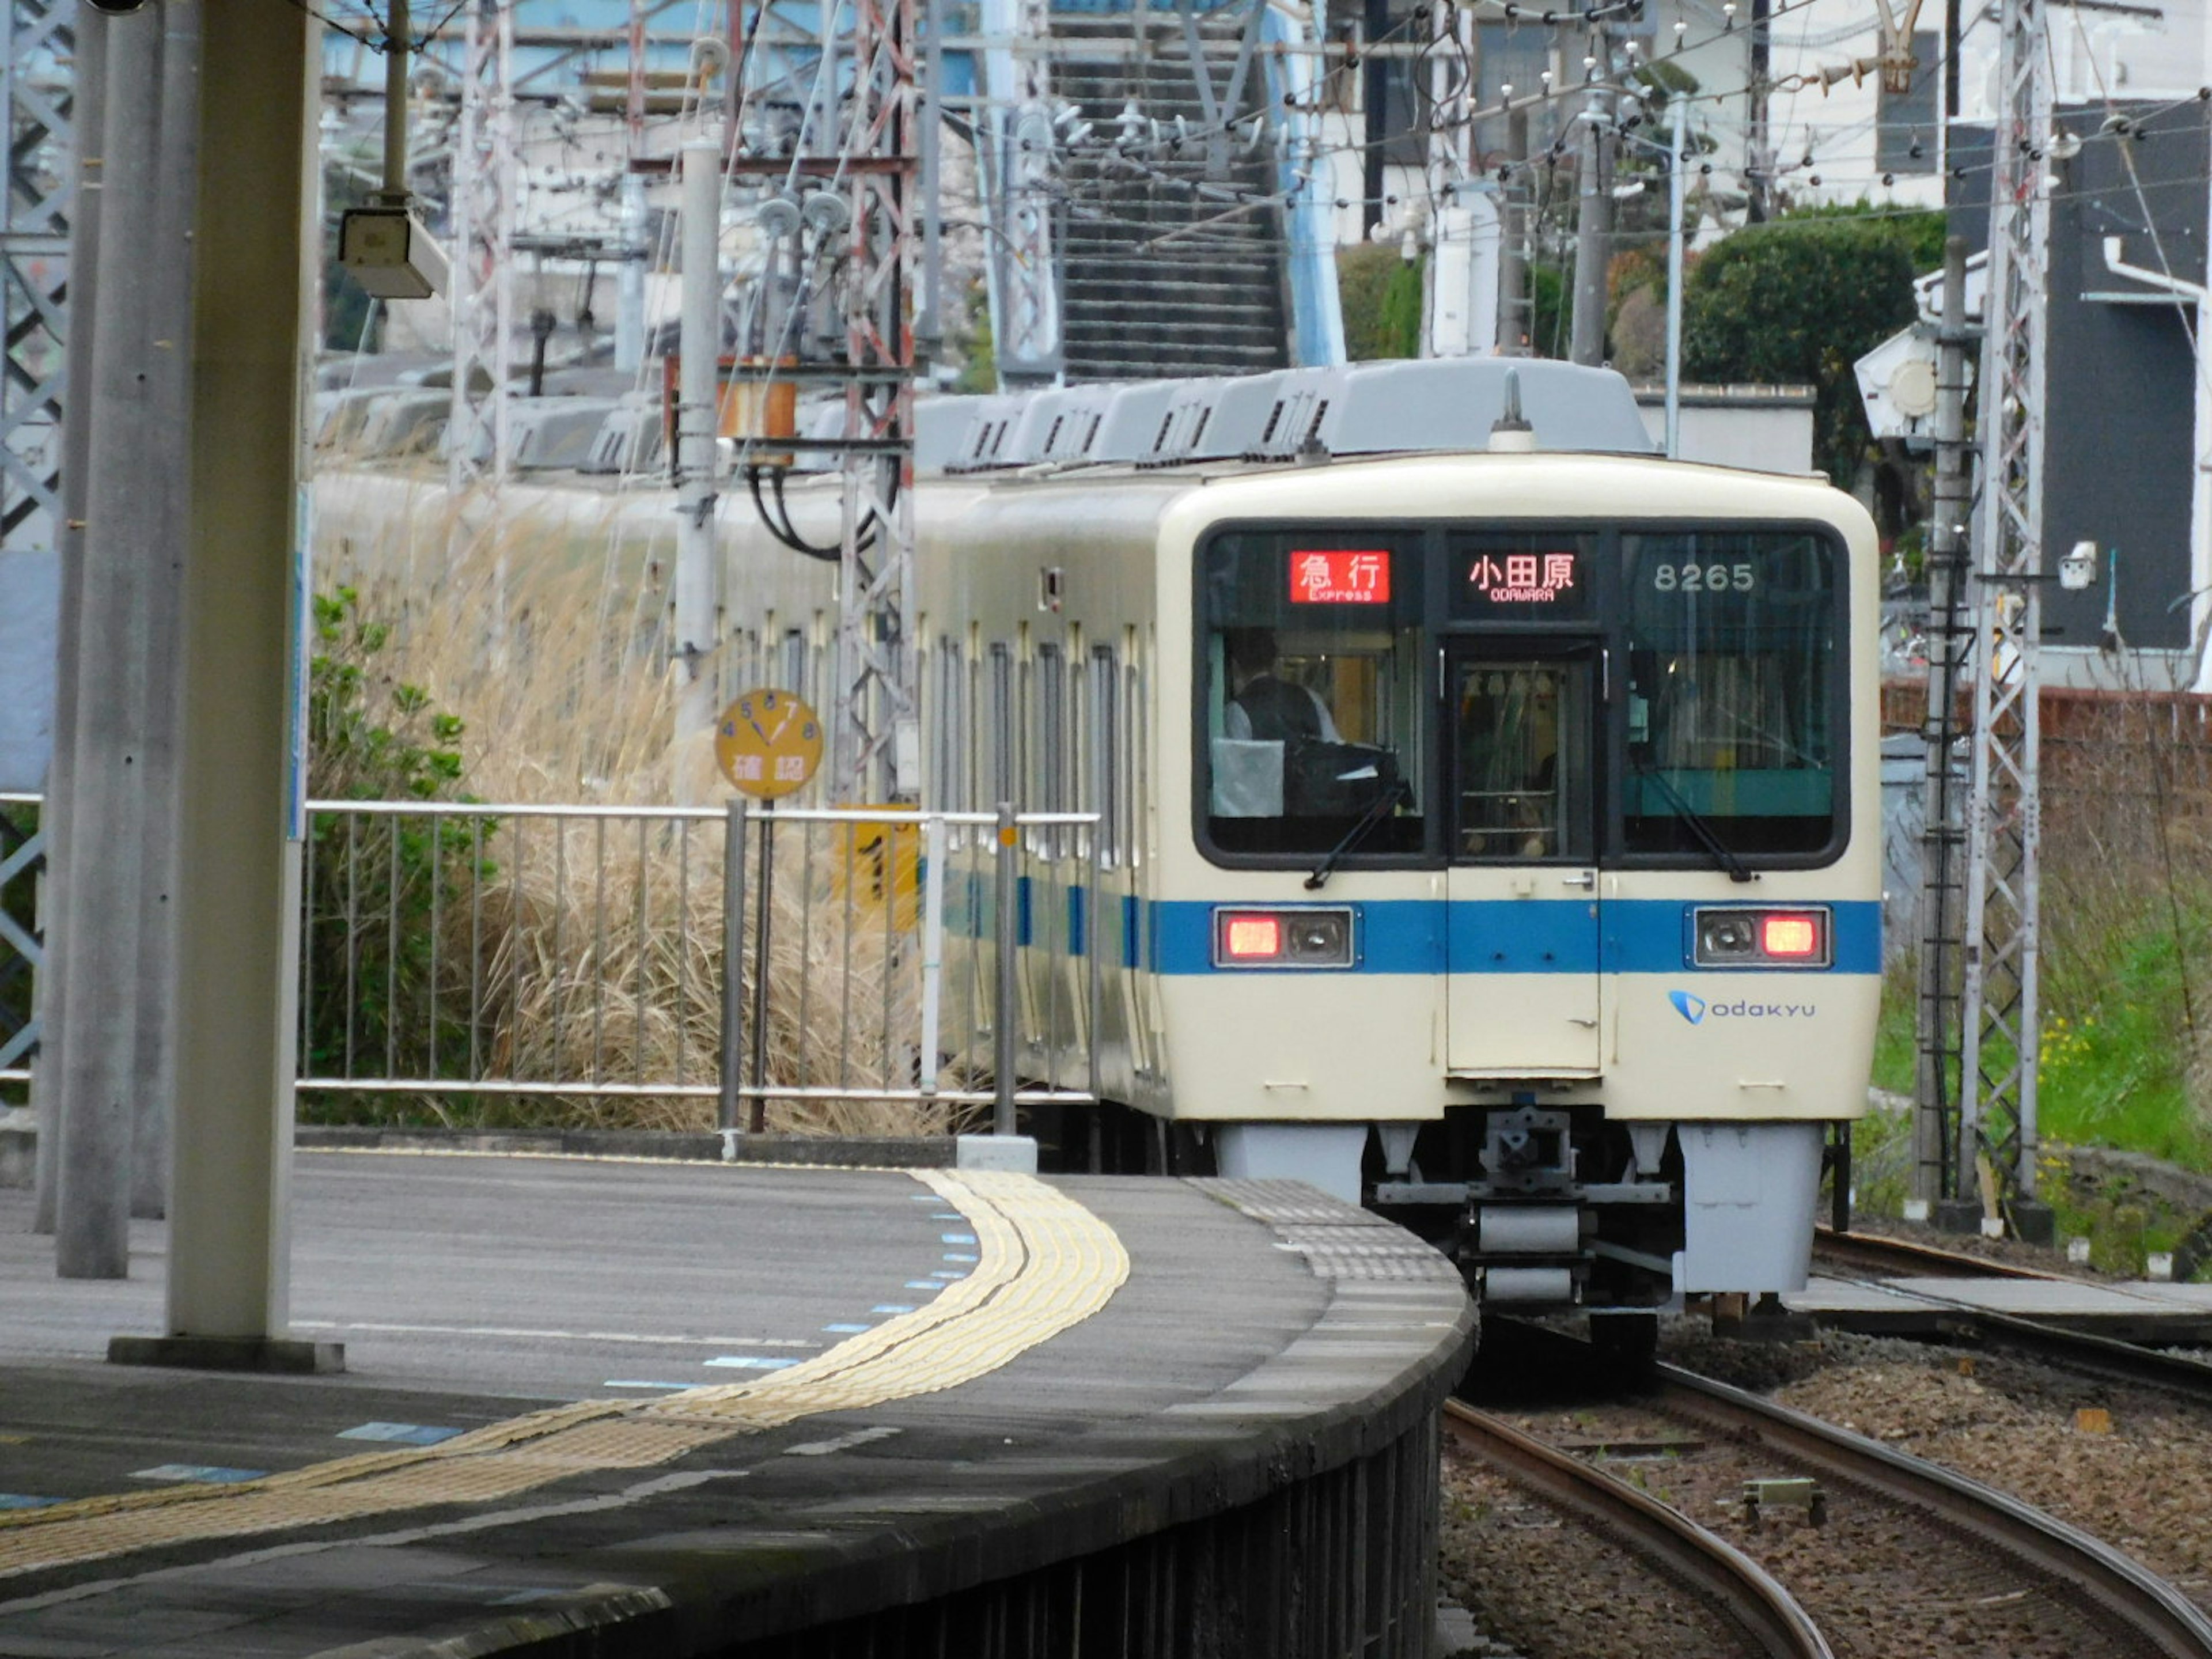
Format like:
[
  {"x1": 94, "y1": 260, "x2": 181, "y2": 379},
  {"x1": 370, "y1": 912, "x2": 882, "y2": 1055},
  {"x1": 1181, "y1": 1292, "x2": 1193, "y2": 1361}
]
[
  {"x1": 1198, "y1": 530, "x2": 1425, "y2": 859},
  {"x1": 1621, "y1": 529, "x2": 1842, "y2": 859}
]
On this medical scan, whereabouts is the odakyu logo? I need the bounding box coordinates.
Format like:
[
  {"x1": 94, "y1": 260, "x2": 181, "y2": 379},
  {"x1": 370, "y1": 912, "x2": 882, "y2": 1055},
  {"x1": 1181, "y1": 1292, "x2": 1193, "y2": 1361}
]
[{"x1": 1669, "y1": 990, "x2": 1817, "y2": 1025}]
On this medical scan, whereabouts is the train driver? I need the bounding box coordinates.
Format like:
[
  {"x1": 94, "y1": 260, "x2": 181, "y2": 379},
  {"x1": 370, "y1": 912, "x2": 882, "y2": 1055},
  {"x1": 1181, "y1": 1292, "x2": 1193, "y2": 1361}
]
[{"x1": 1222, "y1": 627, "x2": 1340, "y2": 744}]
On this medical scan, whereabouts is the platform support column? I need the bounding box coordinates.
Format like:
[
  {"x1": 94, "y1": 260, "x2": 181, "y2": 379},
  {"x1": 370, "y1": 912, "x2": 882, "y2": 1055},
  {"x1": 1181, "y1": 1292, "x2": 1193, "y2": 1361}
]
[{"x1": 111, "y1": 2, "x2": 339, "y2": 1373}]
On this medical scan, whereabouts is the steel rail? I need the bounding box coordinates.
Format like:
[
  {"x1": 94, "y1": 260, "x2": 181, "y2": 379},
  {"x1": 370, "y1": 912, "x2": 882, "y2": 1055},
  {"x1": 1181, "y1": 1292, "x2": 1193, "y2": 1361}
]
[
  {"x1": 1654, "y1": 1361, "x2": 2212, "y2": 1659},
  {"x1": 1815, "y1": 1228, "x2": 2212, "y2": 1391},
  {"x1": 1441, "y1": 1400, "x2": 1835, "y2": 1659},
  {"x1": 1813, "y1": 1225, "x2": 2058, "y2": 1281}
]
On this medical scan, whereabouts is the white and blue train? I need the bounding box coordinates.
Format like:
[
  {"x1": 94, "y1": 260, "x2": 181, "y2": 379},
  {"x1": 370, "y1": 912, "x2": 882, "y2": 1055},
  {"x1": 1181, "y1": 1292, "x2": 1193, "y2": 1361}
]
[
  {"x1": 895, "y1": 360, "x2": 1880, "y2": 1332},
  {"x1": 323, "y1": 355, "x2": 1882, "y2": 1330}
]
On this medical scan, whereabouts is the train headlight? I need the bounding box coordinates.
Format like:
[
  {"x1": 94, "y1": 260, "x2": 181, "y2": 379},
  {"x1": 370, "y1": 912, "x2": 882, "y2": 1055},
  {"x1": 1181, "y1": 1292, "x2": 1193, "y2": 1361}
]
[
  {"x1": 1692, "y1": 906, "x2": 1831, "y2": 968},
  {"x1": 1211, "y1": 906, "x2": 1357, "y2": 968}
]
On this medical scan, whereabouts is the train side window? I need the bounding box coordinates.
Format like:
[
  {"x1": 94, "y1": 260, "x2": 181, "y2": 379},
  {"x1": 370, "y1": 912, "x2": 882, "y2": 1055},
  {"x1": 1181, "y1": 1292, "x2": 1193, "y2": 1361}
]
[
  {"x1": 1090, "y1": 644, "x2": 1120, "y2": 868},
  {"x1": 1128, "y1": 638, "x2": 1148, "y2": 869},
  {"x1": 988, "y1": 643, "x2": 1014, "y2": 809},
  {"x1": 1036, "y1": 643, "x2": 1066, "y2": 858},
  {"x1": 1197, "y1": 529, "x2": 1425, "y2": 862},
  {"x1": 933, "y1": 637, "x2": 965, "y2": 828}
]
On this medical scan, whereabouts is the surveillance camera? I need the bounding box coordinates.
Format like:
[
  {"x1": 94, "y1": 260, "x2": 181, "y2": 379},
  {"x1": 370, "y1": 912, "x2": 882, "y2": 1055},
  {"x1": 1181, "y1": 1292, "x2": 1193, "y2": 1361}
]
[
  {"x1": 85, "y1": 0, "x2": 149, "y2": 12},
  {"x1": 337, "y1": 207, "x2": 448, "y2": 301},
  {"x1": 2059, "y1": 539, "x2": 2097, "y2": 592}
]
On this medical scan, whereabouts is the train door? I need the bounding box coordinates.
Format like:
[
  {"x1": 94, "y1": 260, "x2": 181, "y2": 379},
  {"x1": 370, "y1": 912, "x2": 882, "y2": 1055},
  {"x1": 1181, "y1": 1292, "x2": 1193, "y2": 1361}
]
[{"x1": 1444, "y1": 643, "x2": 1602, "y2": 1075}]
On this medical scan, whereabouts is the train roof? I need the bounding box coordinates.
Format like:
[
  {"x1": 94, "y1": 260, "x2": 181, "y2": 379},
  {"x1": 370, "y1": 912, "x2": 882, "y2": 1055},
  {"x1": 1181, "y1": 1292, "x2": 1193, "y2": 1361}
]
[
  {"x1": 918, "y1": 359, "x2": 1658, "y2": 475},
  {"x1": 929, "y1": 448, "x2": 1868, "y2": 539}
]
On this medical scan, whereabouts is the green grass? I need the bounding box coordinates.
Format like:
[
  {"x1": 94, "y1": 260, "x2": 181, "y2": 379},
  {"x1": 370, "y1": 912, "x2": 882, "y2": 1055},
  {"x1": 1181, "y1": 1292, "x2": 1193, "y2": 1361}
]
[
  {"x1": 1866, "y1": 897, "x2": 2212, "y2": 1273},
  {"x1": 1874, "y1": 913, "x2": 2212, "y2": 1173}
]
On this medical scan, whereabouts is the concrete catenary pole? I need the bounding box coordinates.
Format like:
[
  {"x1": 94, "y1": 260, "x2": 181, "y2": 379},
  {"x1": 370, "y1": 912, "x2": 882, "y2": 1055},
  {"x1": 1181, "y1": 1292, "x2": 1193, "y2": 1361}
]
[
  {"x1": 53, "y1": 3, "x2": 162, "y2": 1279},
  {"x1": 1569, "y1": 88, "x2": 1611, "y2": 366},
  {"x1": 31, "y1": 4, "x2": 106, "y2": 1238},
  {"x1": 1495, "y1": 104, "x2": 1529, "y2": 353}
]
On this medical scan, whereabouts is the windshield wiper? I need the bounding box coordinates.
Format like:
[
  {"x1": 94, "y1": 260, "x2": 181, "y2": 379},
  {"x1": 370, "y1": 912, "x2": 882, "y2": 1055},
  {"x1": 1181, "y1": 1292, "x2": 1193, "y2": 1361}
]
[
  {"x1": 1632, "y1": 757, "x2": 1756, "y2": 884},
  {"x1": 1305, "y1": 775, "x2": 1410, "y2": 891}
]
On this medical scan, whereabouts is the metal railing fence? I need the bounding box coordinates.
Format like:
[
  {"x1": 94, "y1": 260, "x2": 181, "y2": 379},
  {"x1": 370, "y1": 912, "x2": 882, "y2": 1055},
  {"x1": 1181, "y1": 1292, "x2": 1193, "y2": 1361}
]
[{"x1": 299, "y1": 798, "x2": 1103, "y2": 1132}]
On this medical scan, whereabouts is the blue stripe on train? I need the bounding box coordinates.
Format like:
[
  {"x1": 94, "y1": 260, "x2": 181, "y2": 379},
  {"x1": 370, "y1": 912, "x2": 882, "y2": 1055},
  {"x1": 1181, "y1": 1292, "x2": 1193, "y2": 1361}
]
[
  {"x1": 1148, "y1": 898, "x2": 1879, "y2": 975},
  {"x1": 960, "y1": 881, "x2": 1881, "y2": 977}
]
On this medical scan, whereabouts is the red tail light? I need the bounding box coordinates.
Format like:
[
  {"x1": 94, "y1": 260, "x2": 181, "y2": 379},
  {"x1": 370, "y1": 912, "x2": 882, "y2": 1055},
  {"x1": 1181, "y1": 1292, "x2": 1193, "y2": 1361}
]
[{"x1": 1692, "y1": 906, "x2": 1832, "y2": 968}]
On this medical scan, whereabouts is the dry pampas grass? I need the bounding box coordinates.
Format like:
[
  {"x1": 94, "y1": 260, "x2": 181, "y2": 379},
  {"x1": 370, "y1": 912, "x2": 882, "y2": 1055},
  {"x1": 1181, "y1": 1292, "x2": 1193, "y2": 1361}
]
[{"x1": 308, "y1": 474, "x2": 984, "y2": 1137}]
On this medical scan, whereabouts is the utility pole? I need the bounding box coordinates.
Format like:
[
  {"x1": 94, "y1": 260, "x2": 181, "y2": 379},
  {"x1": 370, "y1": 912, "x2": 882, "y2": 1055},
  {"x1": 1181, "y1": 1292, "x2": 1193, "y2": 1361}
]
[
  {"x1": 1960, "y1": 0, "x2": 2055, "y2": 1244},
  {"x1": 1916, "y1": 233, "x2": 1974, "y2": 1222},
  {"x1": 1568, "y1": 75, "x2": 1610, "y2": 366},
  {"x1": 1662, "y1": 96, "x2": 1687, "y2": 457},
  {"x1": 1747, "y1": 0, "x2": 1772, "y2": 221},
  {"x1": 1495, "y1": 104, "x2": 1529, "y2": 352},
  {"x1": 29, "y1": 2, "x2": 92, "y2": 1240},
  {"x1": 1362, "y1": 0, "x2": 1389, "y2": 236}
]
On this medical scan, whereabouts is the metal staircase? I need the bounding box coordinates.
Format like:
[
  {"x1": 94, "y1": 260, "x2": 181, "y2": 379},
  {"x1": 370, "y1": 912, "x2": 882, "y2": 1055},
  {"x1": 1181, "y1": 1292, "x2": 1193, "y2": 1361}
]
[{"x1": 1049, "y1": 13, "x2": 1293, "y2": 381}]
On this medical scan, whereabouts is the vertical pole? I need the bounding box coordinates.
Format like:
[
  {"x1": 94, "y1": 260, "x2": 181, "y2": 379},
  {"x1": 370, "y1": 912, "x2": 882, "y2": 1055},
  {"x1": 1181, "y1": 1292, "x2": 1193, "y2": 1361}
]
[
  {"x1": 132, "y1": 0, "x2": 202, "y2": 1224},
  {"x1": 675, "y1": 142, "x2": 722, "y2": 791},
  {"x1": 917, "y1": 0, "x2": 944, "y2": 359},
  {"x1": 139, "y1": 1, "x2": 335, "y2": 1367},
  {"x1": 747, "y1": 801, "x2": 774, "y2": 1134},
  {"x1": 1747, "y1": 0, "x2": 1772, "y2": 221},
  {"x1": 33, "y1": 6, "x2": 107, "y2": 1237},
  {"x1": 1495, "y1": 105, "x2": 1528, "y2": 353},
  {"x1": 382, "y1": 0, "x2": 409, "y2": 197},
  {"x1": 1915, "y1": 233, "x2": 1972, "y2": 1215},
  {"x1": 1086, "y1": 809, "x2": 1102, "y2": 1104},
  {"x1": 616, "y1": 174, "x2": 646, "y2": 373},
  {"x1": 1361, "y1": 0, "x2": 1389, "y2": 236},
  {"x1": 718, "y1": 798, "x2": 747, "y2": 1132},
  {"x1": 993, "y1": 801, "x2": 1016, "y2": 1137},
  {"x1": 1961, "y1": 0, "x2": 2052, "y2": 1243},
  {"x1": 1569, "y1": 88, "x2": 1609, "y2": 367},
  {"x1": 1663, "y1": 97, "x2": 1687, "y2": 460},
  {"x1": 56, "y1": 4, "x2": 161, "y2": 1279},
  {"x1": 918, "y1": 813, "x2": 946, "y2": 1094}
]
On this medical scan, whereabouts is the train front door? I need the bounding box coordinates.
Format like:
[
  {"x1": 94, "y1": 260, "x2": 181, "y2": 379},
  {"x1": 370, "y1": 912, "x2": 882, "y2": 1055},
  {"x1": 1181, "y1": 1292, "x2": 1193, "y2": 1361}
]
[{"x1": 1444, "y1": 645, "x2": 1603, "y2": 1076}]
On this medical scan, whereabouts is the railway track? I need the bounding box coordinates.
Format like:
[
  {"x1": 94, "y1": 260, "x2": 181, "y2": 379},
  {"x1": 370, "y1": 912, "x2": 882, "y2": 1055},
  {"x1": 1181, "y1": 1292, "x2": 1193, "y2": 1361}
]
[
  {"x1": 1812, "y1": 1224, "x2": 2059, "y2": 1281},
  {"x1": 1442, "y1": 1399, "x2": 1833, "y2": 1659},
  {"x1": 1449, "y1": 1323, "x2": 2212, "y2": 1658},
  {"x1": 1813, "y1": 1228, "x2": 2212, "y2": 1402}
]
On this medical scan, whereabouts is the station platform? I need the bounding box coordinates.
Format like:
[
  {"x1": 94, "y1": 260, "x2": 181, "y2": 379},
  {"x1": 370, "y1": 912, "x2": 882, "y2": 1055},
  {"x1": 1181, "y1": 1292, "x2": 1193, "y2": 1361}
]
[
  {"x1": 0, "y1": 1145, "x2": 1474, "y2": 1657},
  {"x1": 1793, "y1": 1273, "x2": 2212, "y2": 1343}
]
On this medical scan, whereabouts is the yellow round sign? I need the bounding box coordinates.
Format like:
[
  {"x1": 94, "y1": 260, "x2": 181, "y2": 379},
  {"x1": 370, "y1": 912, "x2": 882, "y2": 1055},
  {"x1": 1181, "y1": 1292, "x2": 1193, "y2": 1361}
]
[{"x1": 714, "y1": 688, "x2": 824, "y2": 800}]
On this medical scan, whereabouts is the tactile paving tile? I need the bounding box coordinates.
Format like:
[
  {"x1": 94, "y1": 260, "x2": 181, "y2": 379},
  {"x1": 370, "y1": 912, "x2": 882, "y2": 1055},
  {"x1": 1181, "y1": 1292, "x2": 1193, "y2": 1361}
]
[
  {"x1": 1194, "y1": 1178, "x2": 1402, "y2": 1228},
  {"x1": 0, "y1": 1169, "x2": 1130, "y2": 1581}
]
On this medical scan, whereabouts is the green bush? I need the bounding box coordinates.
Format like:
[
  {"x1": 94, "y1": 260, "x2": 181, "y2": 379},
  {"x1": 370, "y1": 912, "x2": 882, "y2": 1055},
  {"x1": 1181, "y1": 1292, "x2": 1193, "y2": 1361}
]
[
  {"x1": 1682, "y1": 208, "x2": 1937, "y2": 485},
  {"x1": 301, "y1": 588, "x2": 491, "y2": 1106}
]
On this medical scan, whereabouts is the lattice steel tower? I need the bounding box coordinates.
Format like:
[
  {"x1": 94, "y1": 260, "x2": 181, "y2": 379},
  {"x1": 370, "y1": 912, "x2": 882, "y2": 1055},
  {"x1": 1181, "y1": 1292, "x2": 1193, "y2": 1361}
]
[
  {"x1": 448, "y1": 0, "x2": 517, "y2": 490},
  {"x1": 2, "y1": 2, "x2": 69, "y2": 555},
  {"x1": 1960, "y1": 0, "x2": 2053, "y2": 1238}
]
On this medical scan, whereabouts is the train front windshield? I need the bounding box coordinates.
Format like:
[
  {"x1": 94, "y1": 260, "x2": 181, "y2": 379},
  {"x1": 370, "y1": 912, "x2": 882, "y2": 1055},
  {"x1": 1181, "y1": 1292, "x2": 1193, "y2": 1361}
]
[{"x1": 1198, "y1": 524, "x2": 1843, "y2": 867}]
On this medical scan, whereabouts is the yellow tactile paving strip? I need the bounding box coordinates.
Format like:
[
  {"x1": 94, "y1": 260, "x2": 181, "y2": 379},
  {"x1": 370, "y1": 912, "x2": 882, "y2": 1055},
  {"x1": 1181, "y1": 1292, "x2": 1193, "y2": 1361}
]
[{"x1": 0, "y1": 1168, "x2": 1130, "y2": 1581}]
